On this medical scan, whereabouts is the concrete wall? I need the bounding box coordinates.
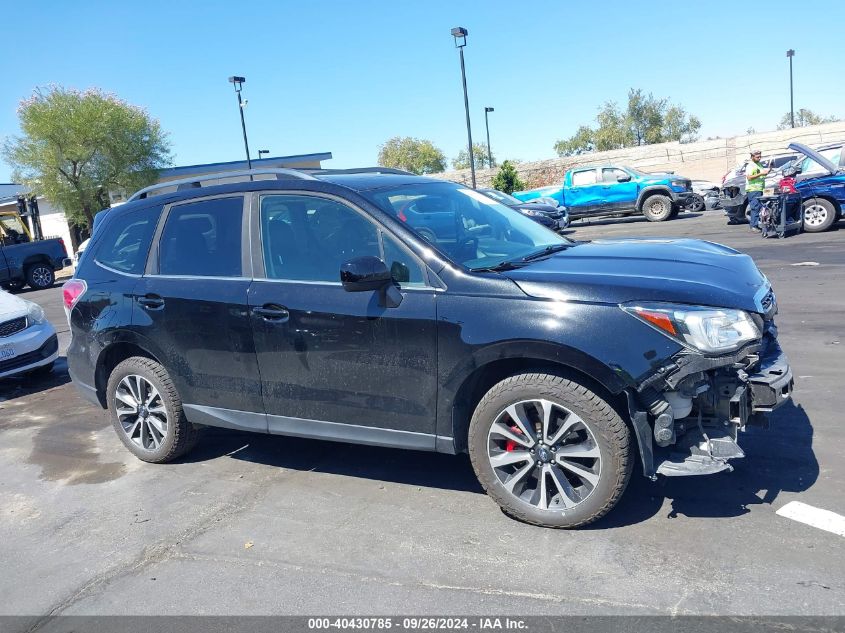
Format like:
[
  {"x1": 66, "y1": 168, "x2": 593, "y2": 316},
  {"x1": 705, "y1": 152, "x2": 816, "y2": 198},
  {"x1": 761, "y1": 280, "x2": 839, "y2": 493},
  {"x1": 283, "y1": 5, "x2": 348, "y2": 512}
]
[{"x1": 432, "y1": 121, "x2": 845, "y2": 189}]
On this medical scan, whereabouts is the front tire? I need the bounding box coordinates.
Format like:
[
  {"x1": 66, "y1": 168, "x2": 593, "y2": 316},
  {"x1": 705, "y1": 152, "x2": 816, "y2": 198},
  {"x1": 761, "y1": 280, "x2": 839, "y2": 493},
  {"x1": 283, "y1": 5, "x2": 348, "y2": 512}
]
[
  {"x1": 468, "y1": 372, "x2": 632, "y2": 528},
  {"x1": 641, "y1": 194, "x2": 673, "y2": 222},
  {"x1": 802, "y1": 198, "x2": 837, "y2": 233},
  {"x1": 26, "y1": 264, "x2": 54, "y2": 290},
  {"x1": 106, "y1": 356, "x2": 199, "y2": 463}
]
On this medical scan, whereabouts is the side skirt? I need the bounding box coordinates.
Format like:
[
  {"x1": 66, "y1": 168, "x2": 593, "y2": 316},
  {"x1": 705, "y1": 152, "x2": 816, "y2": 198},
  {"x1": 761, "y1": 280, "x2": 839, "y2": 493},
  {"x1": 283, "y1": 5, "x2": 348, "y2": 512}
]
[{"x1": 183, "y1": 403, "x2": 438, "y2": 452}]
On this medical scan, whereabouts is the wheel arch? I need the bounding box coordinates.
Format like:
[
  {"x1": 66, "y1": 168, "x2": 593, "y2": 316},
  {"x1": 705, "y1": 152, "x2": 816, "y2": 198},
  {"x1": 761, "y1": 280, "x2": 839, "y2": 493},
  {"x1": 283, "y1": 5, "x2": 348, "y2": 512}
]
[
  {"x1": 444, "y1": 347, "x2": 629, "y2": 455},
  {"x1": 636, "y1": 186, "x2": 673, "y2": 212},
  {"x1": 22, "y1": 254, "x2": 53, "y2": 269},
  {"x1": 94, "y1": 338, "x2": 163, "y2": 408},
  {"x1": 804, "y1": 195, "x2": 842, "y2": 215}
]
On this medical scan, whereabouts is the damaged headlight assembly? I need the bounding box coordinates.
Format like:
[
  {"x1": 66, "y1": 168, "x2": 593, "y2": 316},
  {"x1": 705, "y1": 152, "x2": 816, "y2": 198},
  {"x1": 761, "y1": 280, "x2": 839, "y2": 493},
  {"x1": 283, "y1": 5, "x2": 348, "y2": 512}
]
[{"x1": 622, "y1": 302, "x2": 761, "y2": 354}]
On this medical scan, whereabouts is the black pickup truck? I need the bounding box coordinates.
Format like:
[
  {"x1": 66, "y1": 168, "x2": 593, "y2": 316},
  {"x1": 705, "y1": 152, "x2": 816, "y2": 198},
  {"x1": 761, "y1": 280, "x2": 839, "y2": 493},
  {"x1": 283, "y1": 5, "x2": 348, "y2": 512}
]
[{"x1": 0, "y1": 212, "x2": 71, "y2": 290}]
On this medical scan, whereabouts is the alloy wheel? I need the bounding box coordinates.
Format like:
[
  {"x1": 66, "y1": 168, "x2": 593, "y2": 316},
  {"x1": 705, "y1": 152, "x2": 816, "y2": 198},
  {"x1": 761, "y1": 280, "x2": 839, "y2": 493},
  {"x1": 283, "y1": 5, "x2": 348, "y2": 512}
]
[
  {"x1": 487, "y1": 399, "x2": 602, "y2": 511},
  {"x1": 114, "y1": 375, "x2": 168, "y2": 451},
  {"x1": 804, "y1": 203, "x2": 828, "y2": 228},
  {"x1": 31, "y1": 266, "x2": 53, "y2": 288}
]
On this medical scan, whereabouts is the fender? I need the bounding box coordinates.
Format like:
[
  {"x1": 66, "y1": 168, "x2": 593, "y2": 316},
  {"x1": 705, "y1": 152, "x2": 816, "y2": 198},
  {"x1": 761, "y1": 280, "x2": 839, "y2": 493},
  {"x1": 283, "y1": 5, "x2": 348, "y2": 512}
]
[
  {"x1": 436, "y1": 338, "x2": 628, "y2": 450},
  {"x1": 636, "y1": 185, "x2": 674, "y2": 211}
]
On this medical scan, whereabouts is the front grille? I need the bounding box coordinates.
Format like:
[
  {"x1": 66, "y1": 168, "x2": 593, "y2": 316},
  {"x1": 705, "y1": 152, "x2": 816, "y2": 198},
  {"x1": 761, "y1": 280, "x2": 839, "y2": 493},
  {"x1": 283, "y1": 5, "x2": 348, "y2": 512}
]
[
  {"x1": 0, "y1": 334, "x2": 57, "y2": 374},
  {"x1": 0, "y1": 317, "x2": 27, "y2": 338}
]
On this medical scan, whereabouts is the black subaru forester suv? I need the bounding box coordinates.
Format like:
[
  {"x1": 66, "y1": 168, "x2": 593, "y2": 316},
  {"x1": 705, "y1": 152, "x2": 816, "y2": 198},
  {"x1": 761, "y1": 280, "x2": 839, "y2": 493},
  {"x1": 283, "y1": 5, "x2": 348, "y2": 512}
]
[{"x1": 65, "y1": 168, "x2": 793, "y2": 528}]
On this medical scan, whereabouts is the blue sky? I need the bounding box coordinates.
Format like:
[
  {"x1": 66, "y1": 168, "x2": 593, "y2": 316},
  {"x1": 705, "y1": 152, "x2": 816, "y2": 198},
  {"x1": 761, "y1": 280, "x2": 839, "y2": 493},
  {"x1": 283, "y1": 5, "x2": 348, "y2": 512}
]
[{"x1": 3, "y1": 0, "x2": 844, "y2": 181}]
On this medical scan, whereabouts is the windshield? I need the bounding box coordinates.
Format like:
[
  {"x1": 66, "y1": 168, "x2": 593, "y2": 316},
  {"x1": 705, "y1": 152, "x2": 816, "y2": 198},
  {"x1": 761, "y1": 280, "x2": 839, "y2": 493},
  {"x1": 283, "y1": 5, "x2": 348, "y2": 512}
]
[
  {"x1": 480, "y1": 189, "x2": 521, "y2": 206},
  {"x1": 0, "y1": 214, "x2": 31, "y2": 245},
  {"x1": 362, "y1": 181, "x2": 569, "y2": 270}
]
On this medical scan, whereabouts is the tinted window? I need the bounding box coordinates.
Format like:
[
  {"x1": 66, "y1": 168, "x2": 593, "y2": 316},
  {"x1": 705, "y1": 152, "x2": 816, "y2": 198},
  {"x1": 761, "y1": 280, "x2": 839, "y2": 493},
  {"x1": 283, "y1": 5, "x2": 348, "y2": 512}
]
[
  {"x1": 381, "y1": 232, "x2": 425, "y2": 286},
  {"x1": 601, "y1": 168, "x2": 628, "y2": 183},
  {"x1": 362, "y1": 181, "x2": 568, "y2": 270},
  {"x1": 571, "y1": 170, "x2": 597, "y2": 186},
  {"x1": 159, "y1": 197, "x2": 243, "y2": 277},
  {"x1": 92, "y1": 205, "x2": 161, "y2": 274},
  {"x1": 261, "y1": 194, "x2": 380, "y2": 282}
]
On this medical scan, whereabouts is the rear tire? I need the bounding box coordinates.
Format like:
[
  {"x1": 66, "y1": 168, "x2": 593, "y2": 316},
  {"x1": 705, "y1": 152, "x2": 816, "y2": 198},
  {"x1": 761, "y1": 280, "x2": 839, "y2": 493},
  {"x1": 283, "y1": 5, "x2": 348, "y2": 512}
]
[
  {"x1": 106, "y1": 356, "x2": 200, "y2": 463},
  {"x1": 642, "y1": 194, "x2": 673, "y2": 222},
  {"x1": 26, "y1": 264, "x2": 54, "y2": 290},
  {"x1": 468, "y1": 372, "x2": 632, "y2": 528},
  {"x1": 802, "y1": 198, "x2": 837, "y2": 233}
]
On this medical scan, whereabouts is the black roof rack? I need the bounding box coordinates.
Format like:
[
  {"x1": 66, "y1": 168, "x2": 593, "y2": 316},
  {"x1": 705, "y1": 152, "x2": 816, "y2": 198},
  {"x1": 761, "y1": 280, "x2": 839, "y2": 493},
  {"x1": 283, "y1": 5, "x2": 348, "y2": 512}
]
[
  {"x1": 126, "y1": 168, "x2": 317, "y2": 202},
  {"x1": 303, "y1": 167, "x2": 417, "y2": 176}
]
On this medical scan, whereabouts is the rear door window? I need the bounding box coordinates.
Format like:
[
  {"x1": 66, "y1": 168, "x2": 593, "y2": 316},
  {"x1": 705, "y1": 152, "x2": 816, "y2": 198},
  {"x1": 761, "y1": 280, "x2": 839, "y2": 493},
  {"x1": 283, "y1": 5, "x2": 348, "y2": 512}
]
[
  {"x1": 92, "y1": 206, "x2": 162, "y2": 274},
  {"x1": 159, "y1": 197, "x2": 243, "y2": 277}
]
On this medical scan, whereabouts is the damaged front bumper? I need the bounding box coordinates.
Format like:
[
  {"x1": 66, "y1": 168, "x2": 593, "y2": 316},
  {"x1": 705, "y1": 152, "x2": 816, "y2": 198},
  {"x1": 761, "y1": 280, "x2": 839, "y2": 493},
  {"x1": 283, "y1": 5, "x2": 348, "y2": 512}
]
[{"x1": 628, "y1": 330, "x2": 794, "y2": 479}]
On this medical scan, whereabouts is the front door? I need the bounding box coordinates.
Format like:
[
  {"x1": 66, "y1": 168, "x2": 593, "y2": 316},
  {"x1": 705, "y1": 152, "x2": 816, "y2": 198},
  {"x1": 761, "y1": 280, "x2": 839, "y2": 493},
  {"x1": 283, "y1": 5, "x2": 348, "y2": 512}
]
[
  {"x1": 566, "y1": 168, "x2": 603, "y2": 217},
  {"x1": 132, "y1": 195, "x2": 264, "y2": 426},
  {"x1": 248, "y1": 192, "x2": 438, "y2": 448},
  {"x1": 601, "y1": 167, "x2": 638, "y2": 212}
]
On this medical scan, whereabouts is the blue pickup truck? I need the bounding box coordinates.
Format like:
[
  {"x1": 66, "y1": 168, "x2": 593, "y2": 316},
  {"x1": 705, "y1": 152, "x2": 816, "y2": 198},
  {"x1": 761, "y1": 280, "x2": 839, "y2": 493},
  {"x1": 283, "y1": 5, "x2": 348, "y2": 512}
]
[
  {"x1": 513, "y1": 164, "x2": 695, "y2": 222},
  {"x1": 0, "y1": 211, "x2": 70, "y2": 290}
]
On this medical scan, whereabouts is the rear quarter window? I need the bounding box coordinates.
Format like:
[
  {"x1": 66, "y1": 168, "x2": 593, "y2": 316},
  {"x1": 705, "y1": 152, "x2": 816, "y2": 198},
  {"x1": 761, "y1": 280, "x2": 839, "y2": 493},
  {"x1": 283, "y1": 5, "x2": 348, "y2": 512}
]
[{"x1": 81, "y1": 205, "x2": 162, "y2": 276}]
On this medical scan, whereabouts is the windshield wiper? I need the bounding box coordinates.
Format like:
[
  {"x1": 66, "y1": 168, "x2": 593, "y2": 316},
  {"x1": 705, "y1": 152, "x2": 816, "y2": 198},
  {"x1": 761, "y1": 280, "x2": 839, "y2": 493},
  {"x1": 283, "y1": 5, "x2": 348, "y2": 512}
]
[
  {"x1": 519, "y1": 244, "x2": 572, "y2": 262},
  {"x1": 470, "y1": 261, "x2": 524, "y2": 273}
]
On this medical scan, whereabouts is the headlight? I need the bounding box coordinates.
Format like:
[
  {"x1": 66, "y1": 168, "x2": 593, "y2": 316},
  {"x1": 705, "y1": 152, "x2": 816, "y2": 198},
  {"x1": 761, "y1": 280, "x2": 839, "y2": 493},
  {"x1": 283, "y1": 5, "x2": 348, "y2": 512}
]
[
  {"x1": 521, "y1": 209, "x2": 539, "y2": 216},
  {"x1": 671, "y1": 180, "x2": 688, "y2": 190},
  {"x1": 25, "y1": 301, "x2": 47, "y2": 326},
  {"x1": 622, "y1": 302, "x2": 760, "y2": 354}
]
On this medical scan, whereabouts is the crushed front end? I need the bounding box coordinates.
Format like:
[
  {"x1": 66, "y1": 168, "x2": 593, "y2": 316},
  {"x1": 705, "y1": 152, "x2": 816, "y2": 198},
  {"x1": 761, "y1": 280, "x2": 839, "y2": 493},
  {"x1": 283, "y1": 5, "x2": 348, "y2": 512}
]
[{"x1": 624, "y1": 289, "x2": 794, "y2": 478}]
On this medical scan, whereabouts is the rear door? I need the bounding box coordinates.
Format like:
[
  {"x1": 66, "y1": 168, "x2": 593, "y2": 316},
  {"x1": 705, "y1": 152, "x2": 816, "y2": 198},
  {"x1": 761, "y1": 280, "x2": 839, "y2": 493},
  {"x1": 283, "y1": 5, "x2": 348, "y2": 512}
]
[
  {"x1": 248, "y1": 191, "x2": 438, "y2": 447},
  {"x1": 565, "y1": 168, "x2": 602, "y2": 217},
  {"x1": 601, "y1": 167, "x2": 638, "y2": 212},
  {"x1": 132, "y1": 195, "x2": 264, "y2": 426}
]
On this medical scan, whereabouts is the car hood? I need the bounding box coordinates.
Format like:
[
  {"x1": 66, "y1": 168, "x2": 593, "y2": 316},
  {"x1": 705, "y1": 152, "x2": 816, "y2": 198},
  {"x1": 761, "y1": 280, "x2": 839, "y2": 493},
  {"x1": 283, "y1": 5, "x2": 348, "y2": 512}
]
[
  {"x1": 504, "y1": 237, "x2": 770, "y2": 312},
  {"x1": 0, "y1": 289, "x2": 28, "y2": 321},
  {"x1": 514, "y1": 202, "x2": 558, "y2": 213},
  {"x1": 789, "y1": 142, "x2": 838, "y2": 176}
]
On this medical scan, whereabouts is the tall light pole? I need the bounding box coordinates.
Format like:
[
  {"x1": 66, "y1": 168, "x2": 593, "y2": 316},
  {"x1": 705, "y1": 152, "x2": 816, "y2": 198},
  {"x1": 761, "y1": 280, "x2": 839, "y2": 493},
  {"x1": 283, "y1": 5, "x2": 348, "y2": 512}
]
[
  {"x1": 451, "y1": 27, "x2": 475, "y2": 188},
  {"x1": 786, "y1": 50, "x2": 795, "y2": 128},
  {"x1": 228, "y1": 76, "x2": 252, "y2": 169},
  {"x1": 484, "y1": 107, "x2": 494, "y2": 168}
]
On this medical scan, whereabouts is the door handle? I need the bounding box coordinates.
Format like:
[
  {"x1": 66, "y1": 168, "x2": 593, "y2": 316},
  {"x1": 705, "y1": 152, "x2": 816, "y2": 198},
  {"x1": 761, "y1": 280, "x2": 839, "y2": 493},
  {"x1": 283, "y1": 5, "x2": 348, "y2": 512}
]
[
  {"x1": 137, "y1": 294, "x2": 165, "y2": 310},
  {"x1": 252, "y1": 305, "x2": 290, "y2": 322}
]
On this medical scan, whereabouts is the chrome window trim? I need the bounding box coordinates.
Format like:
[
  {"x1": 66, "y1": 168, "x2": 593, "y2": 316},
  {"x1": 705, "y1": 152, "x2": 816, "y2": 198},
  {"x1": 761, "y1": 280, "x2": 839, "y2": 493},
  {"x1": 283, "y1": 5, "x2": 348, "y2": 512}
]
[{"x1": 94, "y1": 259, "x2": 143, "y2": 278}]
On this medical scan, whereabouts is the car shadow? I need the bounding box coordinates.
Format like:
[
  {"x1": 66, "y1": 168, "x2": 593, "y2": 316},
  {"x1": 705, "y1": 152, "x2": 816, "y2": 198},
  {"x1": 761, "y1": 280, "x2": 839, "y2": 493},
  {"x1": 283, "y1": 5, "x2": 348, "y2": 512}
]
[
  {"x1": 180, "y1": 427, "x2": 485, "y2": 494},
  {"x1": 176, "y1": 400, "x2": 816, "y2": 524},
  {"x1": 589, "y1": 401, "x2": 818, "y2": 529},
  {"x1": 0, "y1": 356, "x2": 71, "y2": 398}
]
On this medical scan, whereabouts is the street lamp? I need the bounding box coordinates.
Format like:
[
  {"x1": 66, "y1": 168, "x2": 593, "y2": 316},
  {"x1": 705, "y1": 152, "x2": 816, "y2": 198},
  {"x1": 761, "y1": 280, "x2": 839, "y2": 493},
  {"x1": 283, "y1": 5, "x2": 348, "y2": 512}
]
[
  {"x1": 786, "y1": 49, "x2": 795, "y2": 128},
  {"x1": 228, "y1": 75, "x2": 252, "y2": 169},
  {"x1": 484, "y1": 107, "x2": 494, "y2": 169},
  {"x1": 258, "y1": 149, "x2": 270, "y2": 160},
  {"x1": 451, "y1": 26, "x2": 476, "y2": 188}
]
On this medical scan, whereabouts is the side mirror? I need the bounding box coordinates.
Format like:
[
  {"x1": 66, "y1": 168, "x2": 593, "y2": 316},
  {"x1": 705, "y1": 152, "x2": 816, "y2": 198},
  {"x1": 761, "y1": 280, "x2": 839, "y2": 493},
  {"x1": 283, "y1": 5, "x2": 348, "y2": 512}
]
[
  {"x1": 616, "y1": 175, "x2": 632, "y2": 183},
  {"x1": 341, "y1": 256, "x2": 392, "y2": 292}
]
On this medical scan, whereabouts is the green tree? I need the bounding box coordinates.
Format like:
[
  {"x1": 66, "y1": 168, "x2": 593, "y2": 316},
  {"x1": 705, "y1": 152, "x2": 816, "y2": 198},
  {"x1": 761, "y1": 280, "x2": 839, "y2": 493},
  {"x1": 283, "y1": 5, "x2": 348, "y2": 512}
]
[
  {"x1": 377, "y1": 136, "x2": 446, "y2": 174},
  {"x1": 777, "y1": 109, "x2": 841, "y2": 130},
  {"x1": 451, "y1": 143, "x2": 494, "y2": 170},
  {"x1": 553, "y1": 125, "x2": 594, "y2": 156},
  {"x1": 554, "y1": 89, "x2": 702, "y2": 156},
  {"x1": 3, "y1": 86, "x2": 171, "y2": 228},
  {"x1": 490, "y1": 160, "x2": 526, "y2": 194}
]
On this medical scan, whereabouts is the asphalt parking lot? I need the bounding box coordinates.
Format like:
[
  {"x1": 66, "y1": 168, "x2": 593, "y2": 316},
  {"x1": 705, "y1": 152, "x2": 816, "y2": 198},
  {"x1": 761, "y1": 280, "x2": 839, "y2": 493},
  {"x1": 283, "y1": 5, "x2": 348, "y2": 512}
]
[{"x1": 2, "y1": 210, "x2": 844, "y2": 620}]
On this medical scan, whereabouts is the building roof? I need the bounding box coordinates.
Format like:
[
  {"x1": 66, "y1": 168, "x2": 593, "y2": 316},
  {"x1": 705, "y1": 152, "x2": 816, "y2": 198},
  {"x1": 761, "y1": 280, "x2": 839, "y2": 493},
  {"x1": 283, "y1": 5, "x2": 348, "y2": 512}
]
[{"x1": 156, "y1": 152, "x2": 332, "y2": 180}]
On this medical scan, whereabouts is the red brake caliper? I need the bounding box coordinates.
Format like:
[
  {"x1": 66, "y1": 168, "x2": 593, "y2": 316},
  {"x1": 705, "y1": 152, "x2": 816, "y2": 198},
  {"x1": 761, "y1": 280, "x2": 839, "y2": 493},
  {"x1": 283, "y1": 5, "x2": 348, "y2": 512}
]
[{"x1": 505, "y1": 425, "x2": 523, "y2": 452}]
